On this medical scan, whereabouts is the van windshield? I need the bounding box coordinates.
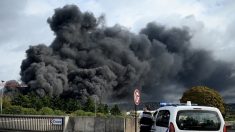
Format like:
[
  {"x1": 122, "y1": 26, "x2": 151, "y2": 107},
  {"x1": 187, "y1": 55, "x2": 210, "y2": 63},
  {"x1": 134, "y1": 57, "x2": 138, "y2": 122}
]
[{"x1": 176, "y1": 110, "x2": 221, "y2": 131}]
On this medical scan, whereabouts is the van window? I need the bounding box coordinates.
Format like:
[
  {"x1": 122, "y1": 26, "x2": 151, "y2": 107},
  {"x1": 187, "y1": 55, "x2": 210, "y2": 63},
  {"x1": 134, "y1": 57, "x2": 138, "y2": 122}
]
[
  {"x1": 153, "y1": 110, "x2": 158, "y2": 117},
  {"x1": 176, "y1": 110, "x2": 221, "y2": 131},
  {"x1": 156, "y1": 110, "x2": 170, "y2": 127}
]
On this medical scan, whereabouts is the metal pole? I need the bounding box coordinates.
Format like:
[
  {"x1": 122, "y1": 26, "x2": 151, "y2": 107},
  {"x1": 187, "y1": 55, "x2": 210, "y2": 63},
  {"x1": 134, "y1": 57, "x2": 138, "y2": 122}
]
[
  {"x1": 0, "y1": 88, "x2": 2, "y2": 114},
  {"x1": 135, "y1": 104, "x2": 137, "y2": 132},
  {"x1": 0, "y1": 81, "x2": 4, "y2": 115},
  {"x1": 94, "y1": 98, "x2": 96, "y2": 117}
]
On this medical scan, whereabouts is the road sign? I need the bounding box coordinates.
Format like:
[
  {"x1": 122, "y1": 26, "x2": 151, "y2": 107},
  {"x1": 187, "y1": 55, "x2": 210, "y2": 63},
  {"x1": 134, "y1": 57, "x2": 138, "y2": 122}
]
[
  {"x1": 50, "y1": 118, "x2": 63, "y2": 125},
  {"x1": 134, "y1": 89, "x2": 140, "y2": 105}
]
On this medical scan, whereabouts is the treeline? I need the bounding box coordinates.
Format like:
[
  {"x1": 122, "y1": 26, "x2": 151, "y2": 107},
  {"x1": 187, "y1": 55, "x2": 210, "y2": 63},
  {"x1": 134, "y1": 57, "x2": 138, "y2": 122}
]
[{"x1": 2, "y1": 93, "x2": 121, "y2": 116}]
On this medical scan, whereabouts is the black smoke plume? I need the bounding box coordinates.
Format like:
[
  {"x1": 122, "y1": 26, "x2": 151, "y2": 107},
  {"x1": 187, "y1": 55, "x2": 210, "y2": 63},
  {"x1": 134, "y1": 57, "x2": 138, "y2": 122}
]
[{"x1": 21, "y1": 5, "x2": 235, "y2": 103}]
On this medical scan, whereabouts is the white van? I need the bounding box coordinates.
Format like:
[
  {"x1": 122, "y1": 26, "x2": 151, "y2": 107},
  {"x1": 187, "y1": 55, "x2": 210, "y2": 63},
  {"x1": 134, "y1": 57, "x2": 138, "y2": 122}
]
[{"x1": 152, "y1": 101, "x2": 226, "y2": 132}]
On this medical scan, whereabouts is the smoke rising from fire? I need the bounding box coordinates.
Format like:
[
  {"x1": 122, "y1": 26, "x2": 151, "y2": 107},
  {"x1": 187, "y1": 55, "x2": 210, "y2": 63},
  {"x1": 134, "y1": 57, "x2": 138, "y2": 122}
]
[{"x1": 20, "y1": 5, "x2": 235, "y2": 103}]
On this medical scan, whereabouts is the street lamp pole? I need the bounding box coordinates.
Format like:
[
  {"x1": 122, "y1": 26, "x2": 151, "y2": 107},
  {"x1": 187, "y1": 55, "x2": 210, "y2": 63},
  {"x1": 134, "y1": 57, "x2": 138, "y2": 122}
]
[{"x1": 0, "y1": 80, "x2": 5, "y2": 114}]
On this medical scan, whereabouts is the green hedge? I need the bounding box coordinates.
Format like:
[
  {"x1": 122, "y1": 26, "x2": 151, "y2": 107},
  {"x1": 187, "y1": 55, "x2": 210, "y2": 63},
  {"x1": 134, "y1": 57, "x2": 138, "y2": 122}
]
[
  {"x1": 71, "y1": 110, "x2": 95, "y2": 116},
  {"x1": 3, "y1": 105, "x2": 65, "y2": 115}
]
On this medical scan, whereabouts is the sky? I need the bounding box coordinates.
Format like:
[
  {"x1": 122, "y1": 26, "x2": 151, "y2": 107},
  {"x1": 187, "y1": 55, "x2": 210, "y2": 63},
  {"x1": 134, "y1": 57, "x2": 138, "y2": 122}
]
[{"x1": 0, "y1": 0, "x2": 235, "y2": 102}]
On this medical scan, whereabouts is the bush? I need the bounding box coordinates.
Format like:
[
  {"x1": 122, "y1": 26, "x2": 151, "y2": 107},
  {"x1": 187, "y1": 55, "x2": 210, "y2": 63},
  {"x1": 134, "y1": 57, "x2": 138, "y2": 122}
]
[
  {"x1": 3, "y1": 105, "x2": 23, "y2": 114},
  {"x1": 71, "y1": 110, "x2": 86, "y2": 116},
  {"x1": 39, "y1": 107, "x2": 54, "y2": 115},
  {"x1": 54, "y1": 110, "x2": 65, "y2": 115},
  {"x1": 96, "y1": 112, "x2": 107, "y2": 117},
  {"x1": 22, "y1": 108, "x2": 37, "y2": 115},
  {"x1": 3, "y1": 105, "x2": 38, "y2": 115},
  {"x1": 71, "y1": 110, "x2": 96, "y2": 116},
  {"x1": 84, "y1": 112, "x2": 95, "y2": 116}
]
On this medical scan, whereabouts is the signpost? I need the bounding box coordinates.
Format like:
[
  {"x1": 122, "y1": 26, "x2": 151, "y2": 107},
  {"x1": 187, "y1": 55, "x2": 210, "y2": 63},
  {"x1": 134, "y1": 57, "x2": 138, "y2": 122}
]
[{"x1": 134, "y1": 89, "x2": 140, "y2": 132}]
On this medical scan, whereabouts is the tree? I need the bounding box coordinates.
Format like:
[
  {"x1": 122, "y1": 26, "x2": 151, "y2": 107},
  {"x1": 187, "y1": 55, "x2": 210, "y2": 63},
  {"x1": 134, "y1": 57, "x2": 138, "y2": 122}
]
[
  {"x1": 97, "y1": 103, "x2": 105, "y2": 113},
  {"x1": 180, "y1": 86, "x2": 225, "y2": 114},
  {"x1": 31, "y1": 96, "x2": 44, "y2": 110},
  {"x1": 83, "y1": 97, "x2": 95, "y2": 112},
  {"x1": 51, "y1": 96, "x2": 63, "y2": 110},
  {"x1": 12, "y1": 94, "x2": 31, "y2": 108},
  {"x1": 3, "y1": 96, "x2": 12, "y2": 108},
  {"x1": 104, "y1": 104, "x2": 109, "y2": 114},
  {"x1": 96, "y1": 103, "x2": 110, "y2": 114},
  {"x1": 42, "y1": 95, "x2": 52, "y2": 107},
  {"x1": 110, "y1": 104, "x2": 121, "y2": 116},
  {"x1": 64, "y1": 98, "x2": 81, "y2": 112},
  {"x1": 4, "y1": 80, "x2": 20, "y2": 89}
]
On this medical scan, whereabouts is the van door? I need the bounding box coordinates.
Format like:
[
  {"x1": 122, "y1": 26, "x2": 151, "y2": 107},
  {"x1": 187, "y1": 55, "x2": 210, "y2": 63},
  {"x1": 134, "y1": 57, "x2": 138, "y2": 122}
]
[
  {"x1": 151, "y1": 111, "x2": 158, "y2": 132},
  {"x1": 176, "y1": 110, "x2": 222, "y2": 131},
  {"x1": 155, "y1": 110, "x2": 170, "y2": 132}
]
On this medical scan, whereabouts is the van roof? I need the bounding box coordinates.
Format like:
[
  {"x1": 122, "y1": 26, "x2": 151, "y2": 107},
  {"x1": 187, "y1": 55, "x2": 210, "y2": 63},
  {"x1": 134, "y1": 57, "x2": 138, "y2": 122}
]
[{"x1": 157, "y1": 105, "x2": 220, "y2": 112}]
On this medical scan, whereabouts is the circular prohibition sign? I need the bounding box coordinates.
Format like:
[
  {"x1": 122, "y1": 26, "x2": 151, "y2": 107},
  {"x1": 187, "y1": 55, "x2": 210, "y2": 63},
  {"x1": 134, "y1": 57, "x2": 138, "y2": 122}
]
[{"x1": 134, "y1": 89, "x2": 140, "y2": 105}]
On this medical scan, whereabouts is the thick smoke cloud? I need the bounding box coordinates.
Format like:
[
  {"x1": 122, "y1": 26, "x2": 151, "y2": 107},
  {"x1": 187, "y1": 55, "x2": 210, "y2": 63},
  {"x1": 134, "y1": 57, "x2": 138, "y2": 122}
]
[{"x1": 21, "y1": 5, "x2": 235, "y2": 103}]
